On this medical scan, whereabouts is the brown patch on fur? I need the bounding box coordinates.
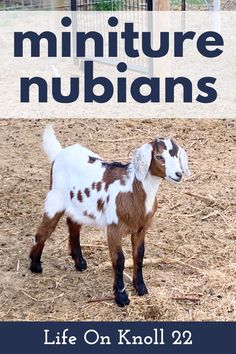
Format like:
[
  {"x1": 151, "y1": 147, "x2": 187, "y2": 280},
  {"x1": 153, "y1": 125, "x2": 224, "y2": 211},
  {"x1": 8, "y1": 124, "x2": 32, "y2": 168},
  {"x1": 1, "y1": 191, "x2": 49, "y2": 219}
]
[
  {"x1": 84, "y1": 188, "x2": 90, "y2": 197},
  {"x1": 70, "y1": 191, "x2": 74, "y2": 199},
  {"x1": 66, "y1": 217, "x2": 82, "y2": 256},
  {"x1": 102, "y1": 164, "x2": 129, "y2": 191},
  {"x1": 30, "y1": 242, "x2": 45, "y2": 267},
  {"x1": 131, "y1": 229, "x2": 146, "y2": 290},
  {"x1": 115, "y1": 180, "x2": 157, "y2": 235},
  {"x1": 67, "y1": 218, "x2": 87, "y2": 271},
  {"x1": 96, "y1": 181, "x2": 102, "y2": 192},
  {"x1": 106, "y1": 227, "x2": 124, "y2": 291},
  {"x1": 30, "y1": 211, "x2": 64, "y2": 270},
  {"x1": 97, "y1": 198, "x2": 105, "y2": 212},
  {"x1": 149, "y1": 140, "x2": 166, "y2": 178},
  {"x1": 149, "y1": 158, "x2": 166, "y2": 178},
  {"x1": 92, "y1": 182, "x2": 96, "y2": 190},
  {"x1": 107, "y1": 178, "x2": 159, "y2": 304},
  {"x1": 88, "y1": 156, "x2": 97, "y2": 163},
  {"x1": 169, "y1": 139, "x2": 179, "y2": 157},
  {"x1": 107, "y1": 227, "x2": 123, "y2": 262},
  {"x1": 83, "y1": 211, "x2": 95, "y2": 219},
  {"x1": 34, "y1": 212, "x2": 64, "y2": 244},
  {"x1": 155, "y1": 140, "x2": 167, "y2": 153},
  {"x1": 106, "y1": 195, "x2": 110, "y2": 204},
  {"x1": 77, "y1": 190, "x2": 83, "y2": 202}
]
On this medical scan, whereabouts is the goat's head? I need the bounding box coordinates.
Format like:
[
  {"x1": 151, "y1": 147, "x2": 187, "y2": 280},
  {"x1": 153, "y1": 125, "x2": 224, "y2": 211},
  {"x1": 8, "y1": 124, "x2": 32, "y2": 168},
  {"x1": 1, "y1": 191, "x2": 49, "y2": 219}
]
[{"x1": 132, "y1": 138, "x2": 191, "y2": 183}]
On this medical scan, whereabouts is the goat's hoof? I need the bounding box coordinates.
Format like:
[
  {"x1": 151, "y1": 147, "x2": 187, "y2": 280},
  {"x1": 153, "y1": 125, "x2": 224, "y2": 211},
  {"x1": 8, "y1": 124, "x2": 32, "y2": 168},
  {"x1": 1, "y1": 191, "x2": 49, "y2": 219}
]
[
  {"x1": 30, "y1": 262, "x2": 42, "y2": 273},
  {"x1": 115, "y1": 290, "x2": 130, "y2": 307},
  {"x1": 75, "y1": 258, "x2": 87, "y2": 272},
  {"x1": 135, "y1": 283, "x2": 148, "y2": 296}
]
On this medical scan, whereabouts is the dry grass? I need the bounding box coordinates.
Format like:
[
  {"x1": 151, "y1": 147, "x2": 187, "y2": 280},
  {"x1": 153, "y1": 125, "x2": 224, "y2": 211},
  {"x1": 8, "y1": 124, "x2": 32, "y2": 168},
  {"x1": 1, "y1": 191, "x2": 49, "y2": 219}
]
[{"x1": 0, "y1": 118, "x2": 235, "y2": 321}]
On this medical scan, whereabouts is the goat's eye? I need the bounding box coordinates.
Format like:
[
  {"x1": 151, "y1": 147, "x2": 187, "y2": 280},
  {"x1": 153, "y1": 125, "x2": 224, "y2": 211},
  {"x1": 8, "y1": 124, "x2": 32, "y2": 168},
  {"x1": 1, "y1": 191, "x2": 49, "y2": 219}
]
[{"x1": 156, "y1": 155, "x2": 164, "y2": 162}]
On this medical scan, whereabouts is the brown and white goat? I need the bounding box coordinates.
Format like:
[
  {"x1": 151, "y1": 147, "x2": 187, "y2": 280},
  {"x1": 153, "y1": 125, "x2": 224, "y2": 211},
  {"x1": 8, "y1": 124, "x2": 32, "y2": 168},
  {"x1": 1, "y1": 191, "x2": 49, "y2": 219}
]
[{"x1": 30, "y1": 126, "x2": 190, "y2": 306}]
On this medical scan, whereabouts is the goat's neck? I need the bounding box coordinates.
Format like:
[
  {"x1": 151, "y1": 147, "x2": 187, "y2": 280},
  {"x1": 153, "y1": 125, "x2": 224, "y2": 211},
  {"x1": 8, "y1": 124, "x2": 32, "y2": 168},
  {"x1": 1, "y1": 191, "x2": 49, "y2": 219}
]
[{"x1": 141, "y1": 173, "x2": 162, "y2": 215}]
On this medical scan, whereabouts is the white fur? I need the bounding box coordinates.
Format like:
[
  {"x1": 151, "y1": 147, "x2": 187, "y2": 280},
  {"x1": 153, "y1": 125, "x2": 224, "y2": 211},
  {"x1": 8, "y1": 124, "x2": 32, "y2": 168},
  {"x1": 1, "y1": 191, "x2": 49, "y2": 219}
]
[
  {"x1": 44, "y1": 190, "x2": 65, "y2": 218},
  {"x1": 43, "y1": 128, "x2": 190, "y2": 228},
  {"x1": 43, "y1": 130, "x2": 134, "y2": 227},
  {"x1": 162, "y1": 138, "x2": 191, "y2": 182},
  {"x1": 142, "y1": 173, "x2": 161, "y2": 214},
  {"x1": 178, "y1": 146, "x2": 191, "y2": 176},
  {"x1": 43, "y1": 125, "x2": 62, "y2": 163},
  {"x1": 132, "y1": 143, "x2": 152, "y2": 181}
]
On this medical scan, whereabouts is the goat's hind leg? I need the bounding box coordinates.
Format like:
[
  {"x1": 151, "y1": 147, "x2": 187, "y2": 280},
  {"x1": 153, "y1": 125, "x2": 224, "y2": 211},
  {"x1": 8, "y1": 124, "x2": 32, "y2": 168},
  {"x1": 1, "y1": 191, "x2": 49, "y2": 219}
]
[
  {"x1": 67, "y1": 217, "x2": 87, "y2": 271},
  {"x1": 30, "y1": 212, "x2": 63, "y2": 273}
]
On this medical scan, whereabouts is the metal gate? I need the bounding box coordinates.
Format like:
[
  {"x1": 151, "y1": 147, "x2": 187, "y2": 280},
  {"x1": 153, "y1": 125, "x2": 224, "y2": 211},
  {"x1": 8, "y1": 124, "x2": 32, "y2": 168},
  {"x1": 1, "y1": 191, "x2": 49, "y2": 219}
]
[
  {"x1": 0, "y1": 0, "x2": 151, "y2": 10},
  {"x1": 0, "y1": 1, "x2": 222, "y2": 11},
  {"x1": 70, "y1": 0, "x2": 153, "y2": 75},
  {"x1": 74, "y1": 0, "x2": 151, "y2": 10},
  {"x1": 0, "y1": 0, "x2": 221, "y2": 76}
]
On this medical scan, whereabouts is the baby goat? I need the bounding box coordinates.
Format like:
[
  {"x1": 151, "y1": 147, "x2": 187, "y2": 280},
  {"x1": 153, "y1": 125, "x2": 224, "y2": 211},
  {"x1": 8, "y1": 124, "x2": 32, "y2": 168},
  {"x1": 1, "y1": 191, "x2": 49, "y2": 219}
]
[{"x1": 30, "y1": 126, "x2": 191, "y2": 307}]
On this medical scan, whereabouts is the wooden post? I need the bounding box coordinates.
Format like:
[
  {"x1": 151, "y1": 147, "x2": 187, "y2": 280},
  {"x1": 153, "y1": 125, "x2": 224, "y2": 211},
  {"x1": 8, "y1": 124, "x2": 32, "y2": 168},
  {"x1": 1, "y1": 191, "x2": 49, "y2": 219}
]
[
  {"x1": 181, "y1": 0, "x2": 186, "y2": 11},
  {"x1": 153, "y1": 0, "x2": 170, "y2": 11},
  {"x1": 151, "y1": 0, "x2": 170, "y2": 77}
]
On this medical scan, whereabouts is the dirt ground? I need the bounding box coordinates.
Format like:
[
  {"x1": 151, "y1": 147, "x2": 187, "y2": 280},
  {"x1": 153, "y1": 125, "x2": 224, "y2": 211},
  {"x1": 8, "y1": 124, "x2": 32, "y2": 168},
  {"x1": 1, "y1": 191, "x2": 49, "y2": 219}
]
[{"x1": 0, "y1": 118, "x2": 235, "y2": 321}]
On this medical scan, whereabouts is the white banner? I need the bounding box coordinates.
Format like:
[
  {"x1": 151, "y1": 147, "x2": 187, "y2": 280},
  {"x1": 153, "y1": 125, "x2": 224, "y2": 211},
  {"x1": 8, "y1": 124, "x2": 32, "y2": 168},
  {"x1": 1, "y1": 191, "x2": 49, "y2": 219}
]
[{"x1": 0, "y1": 11, "x2": 235, "y2": 118}]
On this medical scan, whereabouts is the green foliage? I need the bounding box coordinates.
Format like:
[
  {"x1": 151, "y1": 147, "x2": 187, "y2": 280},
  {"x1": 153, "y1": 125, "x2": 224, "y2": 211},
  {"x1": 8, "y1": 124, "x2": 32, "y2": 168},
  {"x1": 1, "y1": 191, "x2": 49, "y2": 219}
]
[
  {"x1": 92, "y1": 0, "x2": 123, "y2": 11},
  {"x1": 170, "y1": 0, "x2": 207, "y2": 9}
]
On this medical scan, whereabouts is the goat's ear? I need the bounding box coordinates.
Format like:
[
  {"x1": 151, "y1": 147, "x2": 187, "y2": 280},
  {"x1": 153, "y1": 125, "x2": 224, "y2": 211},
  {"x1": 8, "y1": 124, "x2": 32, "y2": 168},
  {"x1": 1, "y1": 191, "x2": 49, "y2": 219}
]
[
  {"x1": 132, "y1": 143, "x2": 153, "y2": 181},
  {"x1": 178, "y1": 146, "x2": 191, "y2": 176}
]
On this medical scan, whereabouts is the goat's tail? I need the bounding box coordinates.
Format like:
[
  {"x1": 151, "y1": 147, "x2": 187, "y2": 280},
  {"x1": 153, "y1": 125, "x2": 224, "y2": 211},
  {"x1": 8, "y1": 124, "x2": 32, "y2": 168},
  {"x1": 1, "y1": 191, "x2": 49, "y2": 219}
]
[{"x1": 43, "y1": 125, "x2": 62, "y2": 163}]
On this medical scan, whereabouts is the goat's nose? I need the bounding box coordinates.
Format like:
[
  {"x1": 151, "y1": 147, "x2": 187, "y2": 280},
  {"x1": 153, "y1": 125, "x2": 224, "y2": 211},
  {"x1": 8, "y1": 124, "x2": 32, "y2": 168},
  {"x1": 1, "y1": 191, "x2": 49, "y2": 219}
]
[{"x1": 175, "y1": 172, "x2": 182, "y2": 179}]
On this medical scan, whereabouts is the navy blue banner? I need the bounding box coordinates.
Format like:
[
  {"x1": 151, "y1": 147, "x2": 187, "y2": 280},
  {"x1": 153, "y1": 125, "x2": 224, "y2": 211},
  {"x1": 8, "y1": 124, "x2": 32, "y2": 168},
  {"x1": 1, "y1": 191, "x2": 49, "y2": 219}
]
[{"x1": 0, "y1": 322, "x2": 235, "y2": 354}]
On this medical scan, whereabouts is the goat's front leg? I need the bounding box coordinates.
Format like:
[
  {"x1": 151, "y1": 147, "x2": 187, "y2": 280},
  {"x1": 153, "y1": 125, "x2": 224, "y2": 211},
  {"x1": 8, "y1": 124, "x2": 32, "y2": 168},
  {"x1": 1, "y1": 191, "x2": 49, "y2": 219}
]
[
  {"x1": 107, "y1": 225, "x2": 130, "y2": 307},
  {"x1": 131, "y1": 228, "x2": 148, "y2": 296}
]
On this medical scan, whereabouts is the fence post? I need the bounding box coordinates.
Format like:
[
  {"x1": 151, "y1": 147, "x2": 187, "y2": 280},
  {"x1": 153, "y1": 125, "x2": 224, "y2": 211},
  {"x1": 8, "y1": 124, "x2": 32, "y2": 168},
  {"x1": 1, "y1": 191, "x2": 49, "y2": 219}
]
[
  {"x1": 152, "y1": 0, "x2": 170, "y2": 11},
  {"x1": 151, "y1": 0, "x2": 170, "y2": 78},
  {"x1": 71, "y1": 0, "x2": 77, "y2": 10},
  {"x1": 181, "y1": 0, "x2": 186, "y2": 11}
]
